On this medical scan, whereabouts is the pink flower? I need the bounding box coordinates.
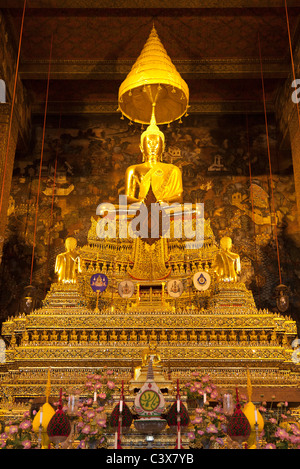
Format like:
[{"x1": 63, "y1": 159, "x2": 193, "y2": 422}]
[
  {"x1": 205, "y1": 386, "x2": 212, "y2": 394},
  {"x1": 291, "y1": 424, "x2": 300, "y2": 436},
  {"x1": 93, "y1": 374, "x2": 102, "y2": 380},
  {"x1": 86, "y1": 410, "x2": 95, "y2": 419},
  {"x1": 94, "y1": 382, "x2": 102, "y2": 390},
  {"x1": 19, "y1": 420, "x2": 32, "y2": 430},
  {"x1": 96, "y1": 419, "x2": 106, "y2": 428},
  {"x1": 187, "y1": 432, "x2": 195, "y2": 440},
  {"x1": 265, "y1": 443, "x2": 276, "y2": 449},
  {"x1": 82, "y1": 424, "x2": 91, "y2": 435},
  {"x1": 106, "y1": 370, "x2": 113, "y2": 375},
  {"x1": 191, "y1": 417, "x2": 202, "y2": 425},
  {"x1": 289, "y1": 435, "x2": 300, "y2": 445},
  {"x1": 197, "y1": 429, "x2": 204, "y2": 436},
  {"x1": 85, "y1": 381, "x2": 93, "y2": 388},
  {"x1": 107, "y1": 381, "x2": 115, "y2": 389},
  {"x1": 275, "y1": 428, "x2": 290, "y2": 441},
  {"x1": 22, "y1": 440, "x2": 31, "y2": 449},
  {"x1": 201, "y1": 375, "x2": 210, "y2": 383},
  {"x1": 99, "y1": 392, "x2": 106, "y2": 400},
  {"x1": 8, "y1": 425, "x2": 18, "y2": 435},
  {"x1": 192, "y1": 372, "x2": 199, "y2": 377},
  {"x1": 206, "y1": 424, "x2": 218, "y2": 434},
  {"x1": 269, "y1": 418, "x2": 277, "y2": 424}
]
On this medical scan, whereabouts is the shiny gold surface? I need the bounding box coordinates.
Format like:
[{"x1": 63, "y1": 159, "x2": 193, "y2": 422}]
[{"x1": 118, "y1": 26, "x2": 189, "y2": 125}]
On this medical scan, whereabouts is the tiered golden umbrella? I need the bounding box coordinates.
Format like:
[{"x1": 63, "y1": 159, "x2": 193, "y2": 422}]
[{"x1": 118, "y1": 25, "x2": 189, "y2": 125}]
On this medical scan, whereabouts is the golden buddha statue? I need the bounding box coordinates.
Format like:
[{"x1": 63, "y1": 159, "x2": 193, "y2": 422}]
[
  {"x1": 109, "y1": 330, "x2": 118, "y2": 342},
  {"x1": 240, "y1": 330, "x2": 248, "y2": 342},
  {"x1": 149, "y1": 329, "x2": 157, "y2": 343},
  {"x1": 31, "y1": 330, "x2": 39, "y2": 342},
  {"x1": 170, "y1": 330, "x2": 178, "y2": 342},
  {"x1": 80, "y1": 330, "x2": 88, "y2": 343},
  {"x1": 21, "y1": 330, "x2": 29, "y2": 345},
  {"x1": 70, "y1": 330, "x2": 78, "y2": 343},
  {"x1": 134, "y1": 344, "x2": 161, "y2": 381},
  {"x1": 190, "y1": 330, "x2": 198, "y2": 342},
  {"x1": 55, "y1": 237, "x2": 81, "y2": 284},
  {"x1": 259, "y1": 330, "x2": 268, "y2": 343},
  {"x1": 139, "y1": 330, "x2": 148, "y2": 342},
  {"x1": 209, "y1": 330, "x2": 218, "y2": 342},
  {"x1": 125, "y1": 110, "x2": 183, "y2": 205},
  {"x1": 218, "y1": 330, "x2": 227, "y2": 342},
  {"x1": 129, "y1": 330, "x2": 138, "y2": 342},
  {"x1": 213, "y1": 236, "x2": 241, "y2": 282},
  {"x1": 60, "y1": 330, "x2": 68, "y2": 342},
  {"x1": 49, "y1": 330, "x2": 58, "y2": 342},
  {"x1": 90, "y1": 330, "x2": 98, "y2": 342},
  {"x1": 179, "y1": 329, "x2": 188, "y2": 342},
  {"x1": 119, "y1": 329, "x2": 128, "y2": 342},
  {"x1": 229, "y1": 330, "x2": 237, "y2": 342},
  {"x1": 99, "y1": 330, "x2": 107, "y2": 342},
  {"x1": 41, "y1": 330, "x2": 49, "y2": 342},
  {"x1": 160, "y1": 329, "x2": 168, "y2": 343},
  {"x1": 249, "y1": 330, "x2": 258, "y2": 342}
]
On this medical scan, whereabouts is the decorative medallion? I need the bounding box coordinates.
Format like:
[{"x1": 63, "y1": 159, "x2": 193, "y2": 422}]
[
  {"x1": 90, "y1": 273, "x2": 108, "y2": 293},
  {"x1": 167, "y1": 279, "x2": 184, "y2": 298},
  {"x1": 193, "y1": 271, "x2": 211, "y2": 291}
]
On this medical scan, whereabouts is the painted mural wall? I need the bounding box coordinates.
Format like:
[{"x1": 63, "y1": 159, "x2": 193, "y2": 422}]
[{"x1": 1, "y1": 113, "x2": 299, "y2": 325}]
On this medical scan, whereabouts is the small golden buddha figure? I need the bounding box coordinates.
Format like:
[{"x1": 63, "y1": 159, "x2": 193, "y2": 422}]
[
  {"x1": 249, "y1": 330, "x2": 258, "y2": 342},
  {"x1": 170, "y1": 330, "x2": 178, "y2": 342},
  {"x1": 50, "y1": 330, "x2": 58, "y2": 342},
  {"x1": 80, "y1": 330, "x2": 88, "y2": 343},
  {"x1": 55, "y1": 237, "x2": 81, "y2": 284},
  {"x1": 109, "y1": 330, "x2": 118, "y2": 342},
  {"x1": 190, "y1": 330, "x2": 198, "y2": 342},
  {"x1": 119, "y1": 329, "x2": 128, "y2": 342},
  {"x1": 218, "y1": 330, "x2": 227, "y2": 342},
  {"x1": 99, "y1": 330, "x2": 107, "y2": 342},
  {"x1": 129, "y1": 330, "x2": 138, "y2": 342},
  {"x1": 10, "y1": 332, "x2": 16, "y2": 347},
  {"x1": 270, "y1": 330, "x2": 278, "y2": 343},
  {"x1": 139, "y1": 330, "x2": 148, "y2": 342},
  {"x1": 21, "y1": 330, "x2": 29, "y2": 345},
  {"x1": 209, "y1": 330, "x2": 218, "y2": 342},
  {"x1": 213, "y1": 236, "x2": 241, "y2": 282},
  {"x1": 60, "y1": 330, "x2": 68, "y2": 342},
  {"x1": 41, "y1": 330, "x2": 49, "y2": 342},
  {"x1": 179, "y1": 329, "x2": 188, "y2": 342},
  {"x1": 239, "y1": 330, "x2": 248, "y2": 342},
  {"x1": 124, "y1": 112, "x2": 183, "y2": 205},
  {"x1": 31, "y1": 330, "x2": 39, "y2": 342},
  {"x1": 259, "y1": 330, "x2": 268, "y2": 343},
  {"x1": 149, "y1": 329, "x2": 157, "y2": 343},
  {"x1": 160, "y1": 330, "x2": 168, "y2": 343},
  {"x1": 70, "y1": 330, "x2": 78, "y2": 343},
  {"x1": 229, "y1": 330, "x2": 237, "y2": 342},
  {"x1": 90, "y1": 330, "x2": 98, "y2": 342}
]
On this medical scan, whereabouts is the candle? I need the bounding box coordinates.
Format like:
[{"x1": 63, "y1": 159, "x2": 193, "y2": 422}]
[
  {"x1": 119, "y1": 399, "x2": 123, "y2": 413},
  {"x1": 177, "y1": 398, "x2": 180, "y2": 413},
  {"x1": 71, "y1": 395, "x2": 75, "y2": 411},
  {"x1": 39, "y1": 409, "x2": 43, "y2": 426},
  {"x1": 93, "y1": 391, "x2": 97, "y2": 402},
  {"x1": 254, "y1": 408, "x2": 258, "y2": 424},
  {"x1": 203, "y1": 393, "x2": 207, "y2": 404}
]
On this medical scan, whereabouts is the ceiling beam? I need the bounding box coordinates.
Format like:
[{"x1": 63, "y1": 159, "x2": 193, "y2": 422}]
[
  {"x1": 19, "y1": 58, "x2": 290, "y2": 81},
  {"x1": 1, "y1": 0, "x2": 300, "y2": 8}
]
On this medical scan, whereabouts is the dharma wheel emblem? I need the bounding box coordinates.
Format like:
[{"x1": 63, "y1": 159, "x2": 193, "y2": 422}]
[{"x1": 193, "y1": 271, "x2": 211, "y2": 291}]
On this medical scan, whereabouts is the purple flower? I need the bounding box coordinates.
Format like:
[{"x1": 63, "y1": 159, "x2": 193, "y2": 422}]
[
  {"x1": 274, "y1": 427, "x2": 290, "y2": 441},
  {"x1": 206, "y1": 424, "x2": 218, "y2": 434},
  {"x1": 81, "y1": 424, "x2": 91, "y2": 435},
  {"x1": 19, "y1": 420, "x2": 32, "y2": 430},
  {"x1": 187, "y1": 432, "x2": 195, "y2": 440},
  {"x1": 22, "y1": 440, "x2": 31, "y2": 449},
  {"x1": 265, "y1": 443, "x2": 276, "y2": 449},
  {"x1": 8, "y1": 425, "x2": 18, "y2": 435}
]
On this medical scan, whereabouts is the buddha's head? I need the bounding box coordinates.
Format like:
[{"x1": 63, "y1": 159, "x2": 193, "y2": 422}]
[
  {"x1": 65, "y1": 237, "x2": 77, "y2": 251},
  {"x1": 140, "y1": 104, "x2": 165, "y2": 163},
  {"x1": 220, "y1": 236, "x2": 232, "y2": 251}
]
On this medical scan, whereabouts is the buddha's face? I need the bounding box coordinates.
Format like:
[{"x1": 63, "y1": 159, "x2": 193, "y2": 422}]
[
  {"x1": 141, "y1": 133, "x2": 164, "y2": 163},
  {"x1": 65, "y1": 237, "x2": 77, "y2": 251}
]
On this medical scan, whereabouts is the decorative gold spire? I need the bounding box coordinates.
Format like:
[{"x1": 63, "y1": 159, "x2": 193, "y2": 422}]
[{"x1": 118, "y1": 25, "x2": 189, "y2": 125}]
